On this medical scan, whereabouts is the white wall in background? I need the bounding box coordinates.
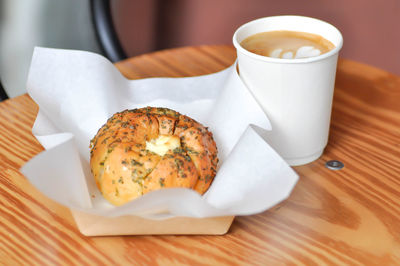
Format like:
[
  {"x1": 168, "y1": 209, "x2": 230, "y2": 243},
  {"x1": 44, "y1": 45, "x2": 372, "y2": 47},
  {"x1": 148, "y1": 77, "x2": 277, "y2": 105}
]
[{"x1": 0, "y1": 0, "x2": 101, "y2": 98}]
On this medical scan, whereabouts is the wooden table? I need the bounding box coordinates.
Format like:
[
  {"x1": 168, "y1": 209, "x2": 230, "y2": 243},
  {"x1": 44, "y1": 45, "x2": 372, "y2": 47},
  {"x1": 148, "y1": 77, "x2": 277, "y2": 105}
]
[{"x1": 1, "y1": 45, "x2": 399, "y2": 265}]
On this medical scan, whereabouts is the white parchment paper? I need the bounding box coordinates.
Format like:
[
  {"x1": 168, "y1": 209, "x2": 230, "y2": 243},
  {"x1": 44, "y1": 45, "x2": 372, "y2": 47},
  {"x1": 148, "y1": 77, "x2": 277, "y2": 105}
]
[{"x1": 21, "y1": 47, "x2": 298, "y2": 219}]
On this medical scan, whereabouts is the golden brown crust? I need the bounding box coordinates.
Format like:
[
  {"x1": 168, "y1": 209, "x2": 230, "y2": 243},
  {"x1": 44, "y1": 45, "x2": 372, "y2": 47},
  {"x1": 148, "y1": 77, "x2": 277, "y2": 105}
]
[
  {"x1": 90, "y1": 107, "x2": 218, "y2": 206},
  {"x1": 179, "y1": 127, "x2": 218, "y2": 194},
  {"x1": 143, "y1": 151, "x2": 198, "y2": 194}
]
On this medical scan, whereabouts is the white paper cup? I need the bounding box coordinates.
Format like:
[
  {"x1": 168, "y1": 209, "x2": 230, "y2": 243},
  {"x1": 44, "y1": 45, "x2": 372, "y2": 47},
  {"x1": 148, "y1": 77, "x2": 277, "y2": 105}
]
[{"x1": 233, "y1": 16, "x2": 343, "y2": 166}]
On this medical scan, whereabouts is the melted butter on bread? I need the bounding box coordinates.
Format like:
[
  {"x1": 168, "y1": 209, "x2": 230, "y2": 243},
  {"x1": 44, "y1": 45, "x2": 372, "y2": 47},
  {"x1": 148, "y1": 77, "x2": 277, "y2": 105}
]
[{"x1": 146, "y1": 134, "x2": 181, "y2": 156}]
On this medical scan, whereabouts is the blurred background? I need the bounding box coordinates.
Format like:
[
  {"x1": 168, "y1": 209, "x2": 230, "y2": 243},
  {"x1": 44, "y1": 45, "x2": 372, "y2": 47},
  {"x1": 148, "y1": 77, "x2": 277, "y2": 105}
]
[{"x1": 1, "y1": 0, "x2": 399, "y2": 98}]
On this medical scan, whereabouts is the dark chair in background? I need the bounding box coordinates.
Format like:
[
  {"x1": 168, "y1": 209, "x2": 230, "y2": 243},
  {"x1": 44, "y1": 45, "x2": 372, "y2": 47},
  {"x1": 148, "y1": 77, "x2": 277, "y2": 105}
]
[
  {"x1": 0, "y1": 80, "x2": 8, "y2": 102},
  {"x1": 90, "y1": 0, "x2": 127, "y2": 62}
]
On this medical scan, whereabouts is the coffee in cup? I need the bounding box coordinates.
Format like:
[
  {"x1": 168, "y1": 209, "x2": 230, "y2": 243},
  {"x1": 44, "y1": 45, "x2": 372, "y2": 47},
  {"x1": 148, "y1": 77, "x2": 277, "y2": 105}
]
[
  {"x1": 240, "y1": 30, "x2": 335, "y2": 59},
  {"x1": 233, "y1": 16, "x2": 343, "y2": 166}
]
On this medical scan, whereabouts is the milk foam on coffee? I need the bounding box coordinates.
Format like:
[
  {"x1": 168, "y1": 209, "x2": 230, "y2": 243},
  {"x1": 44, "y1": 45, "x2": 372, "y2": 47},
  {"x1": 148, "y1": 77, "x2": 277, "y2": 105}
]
[
  {"x1": 270, "y1": 46, "x2": 322, "y2": 59},
  {"x1": 240, "y1": 30, "x2": 335, "y2": 59}
]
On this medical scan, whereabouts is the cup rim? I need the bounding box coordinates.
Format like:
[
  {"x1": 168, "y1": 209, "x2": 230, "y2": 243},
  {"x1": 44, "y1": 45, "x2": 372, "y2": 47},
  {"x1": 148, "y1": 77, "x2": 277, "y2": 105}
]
[{"x1": 233, "y1": 15, "x2": 343, "y2": 64}]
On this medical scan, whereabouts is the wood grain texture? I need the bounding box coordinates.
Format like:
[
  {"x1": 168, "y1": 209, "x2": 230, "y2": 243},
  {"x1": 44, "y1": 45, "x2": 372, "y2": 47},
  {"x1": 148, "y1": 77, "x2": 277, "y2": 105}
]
[{"x1": 0, "y1": 45, "x2": 399, "y2": 265}]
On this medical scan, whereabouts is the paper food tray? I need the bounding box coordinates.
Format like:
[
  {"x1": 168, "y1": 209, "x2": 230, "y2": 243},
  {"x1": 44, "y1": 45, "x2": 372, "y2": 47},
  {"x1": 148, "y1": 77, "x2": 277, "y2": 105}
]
[
  {"x1": 22, "y1": 48, "x2": 299, "y2": 236},
  {"x1": 71, "y1": 210, "x2": 235, "y2": 236}
]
